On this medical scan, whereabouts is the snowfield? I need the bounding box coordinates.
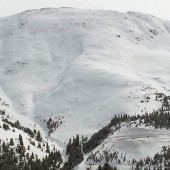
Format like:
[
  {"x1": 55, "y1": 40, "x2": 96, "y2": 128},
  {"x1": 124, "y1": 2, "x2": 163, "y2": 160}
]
[{"x1": 0, "y1": 8, "x2": 170, "y2": 169}]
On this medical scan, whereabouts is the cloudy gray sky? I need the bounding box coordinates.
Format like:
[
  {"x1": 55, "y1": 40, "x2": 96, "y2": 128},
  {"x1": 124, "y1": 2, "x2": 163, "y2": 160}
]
[{"x1": 0, "y1": 0, "x2": 170, "y2": 20}]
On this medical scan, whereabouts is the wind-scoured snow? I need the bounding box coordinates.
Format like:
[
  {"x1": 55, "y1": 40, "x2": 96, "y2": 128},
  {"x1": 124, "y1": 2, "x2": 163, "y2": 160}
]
[{"x1": 0, "y1": 8, "x2": 170, "y2": 149}]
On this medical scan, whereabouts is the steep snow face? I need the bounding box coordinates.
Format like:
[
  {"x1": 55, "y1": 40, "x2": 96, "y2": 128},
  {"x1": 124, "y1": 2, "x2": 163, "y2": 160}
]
[{"x1": 0, "y1": 8, "x2": 170, "y2": 142}]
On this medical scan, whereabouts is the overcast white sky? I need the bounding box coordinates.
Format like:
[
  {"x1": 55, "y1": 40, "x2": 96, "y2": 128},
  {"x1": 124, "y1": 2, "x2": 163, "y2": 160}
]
[{"x1": 0, "y1": 0, "x2": 170, "y2": 20}]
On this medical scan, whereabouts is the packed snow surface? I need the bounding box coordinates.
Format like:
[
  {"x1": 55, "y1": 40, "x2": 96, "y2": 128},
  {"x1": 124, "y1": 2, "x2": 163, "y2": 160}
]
[{"x1": 0, "y1": 8, "x2": 170, "y2": 147}]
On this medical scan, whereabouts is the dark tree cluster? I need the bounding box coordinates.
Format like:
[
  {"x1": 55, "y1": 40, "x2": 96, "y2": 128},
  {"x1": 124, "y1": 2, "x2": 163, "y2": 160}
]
[
  {"x1": 87, "y1": 149, "x2": 120, "y2": 165},
  {"x1": 46, "y1": 117, "x2": 62, "y2": 135},
  {"x1": 156, "y1": 93, "x2": 170, "y2": 111},
  {"x1": 2, "y1": 123, "x2": 10, "y2": 131},
  {"x1": 2, "y1": 118, "x2": 42, "y2": 142},
  {"x1": 83, "y1": 114, "x2": 129, "y2": 153},
  {"x1": 131, "y1": 145, "x2": 170, "y2": 169},
  {"x1": 0, "y1": 134, "x2": 63, "y2": 170},
  {"x1": 36, "y1": 130, "x2": 42, "y2": 142},
  {"x1": 97, "y1": 163, "x2": 117, "y2": 170},
  {"x1": 0, "y1": 109, "x2": 5, "y2": 115},
  {"x1": 83, "y1": 126, "x2": 111, "y2": 153},
  {"x1": 62, "y1": 135, "x2": 83, "y2": 169},
  {"x1": 139, "y1": 110, "x2": 170, "y2": 129}
]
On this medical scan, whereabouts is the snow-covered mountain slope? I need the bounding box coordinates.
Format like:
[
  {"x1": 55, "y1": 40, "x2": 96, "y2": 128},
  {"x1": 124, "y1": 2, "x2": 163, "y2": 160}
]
[
  {"x1": 0, "y1": 8, "x2": 170, "y2": 146},
  {"x1": 79, "y1": 123, "x2": 170, "y2": 170}
]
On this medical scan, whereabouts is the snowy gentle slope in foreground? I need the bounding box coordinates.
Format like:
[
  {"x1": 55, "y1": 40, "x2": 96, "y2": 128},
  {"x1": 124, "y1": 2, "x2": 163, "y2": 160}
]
[{"x1": 0, "y1": 8, "x2": 170, "y2": 168}]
